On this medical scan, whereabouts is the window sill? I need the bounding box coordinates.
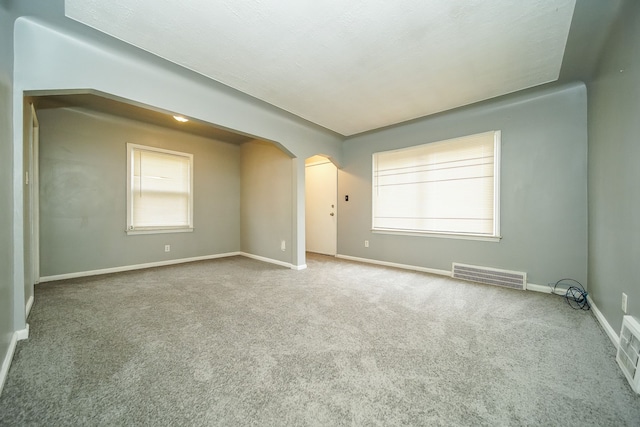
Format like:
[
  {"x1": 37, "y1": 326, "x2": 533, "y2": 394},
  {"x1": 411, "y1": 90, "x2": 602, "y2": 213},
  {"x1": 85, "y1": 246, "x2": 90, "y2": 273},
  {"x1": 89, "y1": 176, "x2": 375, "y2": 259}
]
[
  {"x1": 126, "y1": 227, "x2": 194, "y2": 236},
  {"x1": 372, "y1": 228, "x2": 501, "y2": 242}
]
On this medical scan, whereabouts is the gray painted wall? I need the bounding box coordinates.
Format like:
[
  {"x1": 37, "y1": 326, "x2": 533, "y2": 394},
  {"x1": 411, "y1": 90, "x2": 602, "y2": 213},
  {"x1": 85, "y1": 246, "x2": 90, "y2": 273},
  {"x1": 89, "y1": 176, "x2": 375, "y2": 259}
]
[
  {"x1": 587, "y1": 0, "x2": 640, "y2": 334},
  {"x1": 240, "y1": 141, "x2": 293, "y2": 265},
  {"x1": 12, "y1": 14, "x2": 343, "y2": 279},
  {"x1": 2, "y1": 0, "x2": 631, "y2": 383},
  {"x1": 38, "y1": 107, "x2": 241, "y2": 277},
  {"x1": 339, "y1": 83, "x2": 588, "y2": 287},
  {"x1": 13, "y1": 17, "x2": 342, "y2": 162},
  {"x1": 0, "y1": 3, "x2": 15, "y2": 375}
]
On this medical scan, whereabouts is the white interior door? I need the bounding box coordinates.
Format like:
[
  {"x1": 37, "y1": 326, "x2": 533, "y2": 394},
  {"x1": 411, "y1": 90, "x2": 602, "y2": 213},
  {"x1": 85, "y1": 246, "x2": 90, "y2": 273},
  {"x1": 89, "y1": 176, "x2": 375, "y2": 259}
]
[{"x1": 305, "y1": 159, "x2": 337, "y2": 255}]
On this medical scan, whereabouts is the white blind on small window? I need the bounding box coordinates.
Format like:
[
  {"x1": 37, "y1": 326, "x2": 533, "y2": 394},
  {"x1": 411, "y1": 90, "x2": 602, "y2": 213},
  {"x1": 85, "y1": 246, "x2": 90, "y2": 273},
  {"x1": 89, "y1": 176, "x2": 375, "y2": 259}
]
[
  {"x1": 131, "y1": 147, "x2": 192, "y2": 229},
  {"x1": 373, "y1": 131, "x2": 499, "y2": 236}
]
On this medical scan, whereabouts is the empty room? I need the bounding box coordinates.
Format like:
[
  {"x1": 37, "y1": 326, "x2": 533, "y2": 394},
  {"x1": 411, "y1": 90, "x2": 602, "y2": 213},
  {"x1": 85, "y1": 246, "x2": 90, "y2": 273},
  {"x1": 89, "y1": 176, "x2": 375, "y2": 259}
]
[{"x1": 1, "y1": 0, "x2": 639, "y2": 425}]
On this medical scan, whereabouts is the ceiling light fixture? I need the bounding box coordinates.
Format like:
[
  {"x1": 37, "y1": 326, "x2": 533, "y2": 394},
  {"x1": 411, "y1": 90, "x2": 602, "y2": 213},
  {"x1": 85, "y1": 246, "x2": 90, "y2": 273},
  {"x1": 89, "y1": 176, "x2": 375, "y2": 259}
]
[{"x1": 173, "y1": 115, "x2": 189, "y2": 123}]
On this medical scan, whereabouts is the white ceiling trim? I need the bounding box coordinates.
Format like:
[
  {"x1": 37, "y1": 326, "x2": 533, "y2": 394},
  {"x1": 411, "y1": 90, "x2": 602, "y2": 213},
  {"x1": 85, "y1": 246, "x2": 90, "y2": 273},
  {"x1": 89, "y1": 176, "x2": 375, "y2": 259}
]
[{"x1": 65, "y1": 0, "x2": 576, "y2": 136}]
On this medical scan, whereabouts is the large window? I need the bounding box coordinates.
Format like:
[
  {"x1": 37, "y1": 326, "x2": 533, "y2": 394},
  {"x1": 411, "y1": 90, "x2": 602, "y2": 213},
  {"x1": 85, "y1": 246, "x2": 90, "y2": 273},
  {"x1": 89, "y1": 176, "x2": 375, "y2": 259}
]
[
  {"x1": 126, "y1": 143, "x2": 193, "y2": 234},
  {"x1": 372, "y1": 130, "x2": 500, "y2": 240}
]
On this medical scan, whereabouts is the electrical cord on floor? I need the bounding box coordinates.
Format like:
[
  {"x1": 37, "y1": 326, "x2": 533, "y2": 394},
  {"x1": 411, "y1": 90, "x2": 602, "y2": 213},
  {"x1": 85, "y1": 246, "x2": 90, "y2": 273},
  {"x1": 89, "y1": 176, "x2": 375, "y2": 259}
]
[{"x1": 547, "y1": 278, "x2": 590, "y2": 310}]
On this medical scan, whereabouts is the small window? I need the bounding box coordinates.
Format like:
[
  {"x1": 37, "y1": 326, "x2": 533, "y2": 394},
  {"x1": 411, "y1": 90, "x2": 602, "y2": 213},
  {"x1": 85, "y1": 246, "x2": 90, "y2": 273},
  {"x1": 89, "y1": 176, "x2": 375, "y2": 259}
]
[
  {"x1": 126, "y1": 143, "x2": 193, "y2": 234},
  {"x1": 372, "y1": 130, "x2": 500, "y2": 240}
]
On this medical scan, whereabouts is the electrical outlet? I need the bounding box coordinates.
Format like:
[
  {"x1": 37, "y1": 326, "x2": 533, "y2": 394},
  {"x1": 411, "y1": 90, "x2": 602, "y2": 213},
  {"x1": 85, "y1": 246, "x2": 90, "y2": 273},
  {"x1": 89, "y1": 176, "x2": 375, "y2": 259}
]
[
  {"x1": 281, "y1": 240, "x2": 286, "y2": 251},
  {"x1": 364, "y1": 240, "x2": 369, "y2": 248},
  {"x1": 622, "y1": 293, "x2": 628, "y2": 313},
  {"x1": 164, "y1": 245, "x2": 170, "y2": 252}
]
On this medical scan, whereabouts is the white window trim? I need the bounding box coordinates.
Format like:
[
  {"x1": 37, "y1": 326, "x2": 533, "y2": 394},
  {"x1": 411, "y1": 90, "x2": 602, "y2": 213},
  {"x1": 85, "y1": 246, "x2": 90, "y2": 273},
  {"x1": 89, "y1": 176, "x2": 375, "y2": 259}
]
[
  {"x1": 126, "y1": 227, "x2": 194, "y2": 236},
  {"x1": 371, "y1": 228, "x2": 501, "y2": 242},
  {"x1": 371, "y1": 131, "x2": 501, "y2": 241},
  {"x1": 126, "y1": 143, "x2": 194, "y2": 235},
  {"x1": 493, "y1": 131, "x2": 501, "y2": 240}
]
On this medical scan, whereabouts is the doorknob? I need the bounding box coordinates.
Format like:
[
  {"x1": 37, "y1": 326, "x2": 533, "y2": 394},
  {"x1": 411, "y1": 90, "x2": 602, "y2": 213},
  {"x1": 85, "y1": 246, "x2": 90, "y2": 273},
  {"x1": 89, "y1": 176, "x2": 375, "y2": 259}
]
[{"x1": 330, "y1": 212, "x2": 335, "y2": 216}]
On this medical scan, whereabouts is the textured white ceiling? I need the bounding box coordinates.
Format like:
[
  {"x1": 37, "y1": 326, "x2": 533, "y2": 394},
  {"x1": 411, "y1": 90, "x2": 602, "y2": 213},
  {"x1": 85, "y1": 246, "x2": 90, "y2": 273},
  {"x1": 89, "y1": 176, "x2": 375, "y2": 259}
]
[{"x1": 65, "y1": 0, "x2": 576, "y2": 136}]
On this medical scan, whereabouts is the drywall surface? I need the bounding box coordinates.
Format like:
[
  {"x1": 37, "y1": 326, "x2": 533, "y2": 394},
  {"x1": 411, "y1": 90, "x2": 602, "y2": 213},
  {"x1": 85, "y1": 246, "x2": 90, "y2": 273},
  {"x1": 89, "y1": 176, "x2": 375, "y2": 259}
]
[
  {"x1": 65, "y1": 0, "x2": 576, "y2": 136},
  {"x1": 0, "y1": 3, "x2": 15, "y2": 380},
  {"x1": 12, "y1": 12, "x2": 342, "y2": 279},
  {"x1": 38, "y1": 107, "x2": 241, "y2": 277},
  {"x1": 340, "y1": 83, "x2": 588, "y2": 286},
  {"x1": 240, "y1": 141, "x2": 293, "y2": 265},
  {"x1": 588, "y1": 0, "x2": 640, "y2": 334},
  {"x1": 13, "y1": 16, "x2": 342, "y2": 162},
  {"x1": 559, "y1": 0, "x2": 622, "y2": 83}
]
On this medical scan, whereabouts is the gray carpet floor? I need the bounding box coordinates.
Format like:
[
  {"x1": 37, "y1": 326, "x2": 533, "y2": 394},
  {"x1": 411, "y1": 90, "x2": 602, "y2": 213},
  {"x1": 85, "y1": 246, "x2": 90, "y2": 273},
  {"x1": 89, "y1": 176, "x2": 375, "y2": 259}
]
[{"x1": 1, "y1": 254, "x2": 638, "y2": 426}]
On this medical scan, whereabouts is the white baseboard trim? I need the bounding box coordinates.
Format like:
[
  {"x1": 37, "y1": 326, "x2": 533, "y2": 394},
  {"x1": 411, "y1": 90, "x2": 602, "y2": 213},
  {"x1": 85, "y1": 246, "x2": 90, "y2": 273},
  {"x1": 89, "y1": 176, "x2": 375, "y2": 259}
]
[
  {"x1": 526, "y1": 283, "x2": 553, "y2": 293},
  {"x1": 335, "y1": 254, "x2": 452, "y2": 277},
  {"x1": 239, "y1": 252, "x2": 296, "y2": 270},
  {"x1": 0, "y1": 332, "x2": 18, "y2": 397},
  {"x1": 527, "y1": 283, "x2": 620, "y2": 350},
  {"x1": 588, "y1": 295, "x2": 620, "y2": 349},
  {"x1": 0, "y1": 325, "x2": 30, "y2": 397},
  {"x1": 334, "y1": 256, "x2": 622, "y2": 352},
  {"x1": 25, "y1": 295, "x2": 34, "y2": 318},
  {"x1": 15, "y1": 324, "x2": 29, "y2": 341},
  {"x1": 38, "y1": 251, "x2": 305, "y2": 283},
  {"x1": 38, "y1": 252, "x2": 242, "y2": 283},
  {"x1": 331, "y1": 261, "x2": 619, "y2": 351}
]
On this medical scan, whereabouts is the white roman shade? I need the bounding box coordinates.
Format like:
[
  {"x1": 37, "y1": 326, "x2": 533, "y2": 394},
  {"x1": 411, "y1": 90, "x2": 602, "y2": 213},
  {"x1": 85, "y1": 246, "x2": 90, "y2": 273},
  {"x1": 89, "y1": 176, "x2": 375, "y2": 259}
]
[
  {"x1": 372, "y1": 130, "x2": 500, "y2": 238},
  {"x1": 127, "y1": 144, "x2": 193, "y2": 233}
]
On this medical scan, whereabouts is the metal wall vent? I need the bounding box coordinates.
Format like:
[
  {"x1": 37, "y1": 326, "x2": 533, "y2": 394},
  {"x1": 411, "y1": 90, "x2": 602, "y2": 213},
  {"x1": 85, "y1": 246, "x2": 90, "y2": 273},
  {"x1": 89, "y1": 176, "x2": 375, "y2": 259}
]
[
  {"x1": 617, "y1": 315, "x2": 640, "y2": 394},
  {"x1": 452, "y1": 263, "x2": 527, "y2": 290}
]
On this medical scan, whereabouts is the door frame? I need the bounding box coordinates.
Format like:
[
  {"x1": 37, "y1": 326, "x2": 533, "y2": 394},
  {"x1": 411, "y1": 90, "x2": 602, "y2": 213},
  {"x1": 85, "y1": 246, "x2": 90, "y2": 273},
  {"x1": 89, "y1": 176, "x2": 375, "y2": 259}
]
[
  {"x1": 304, "y1": 155, "x2": 338, "y2": 256},
  {"x1": 29, "y1": 102, "x2": 40, "y2": 285}
]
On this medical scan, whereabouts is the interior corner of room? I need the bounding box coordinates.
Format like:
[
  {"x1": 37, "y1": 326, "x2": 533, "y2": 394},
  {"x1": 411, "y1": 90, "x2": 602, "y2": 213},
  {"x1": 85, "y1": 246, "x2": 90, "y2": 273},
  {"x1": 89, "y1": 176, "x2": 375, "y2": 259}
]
[{"x1": 1, "y1": 0, "x2": 639, "y2": 421}]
